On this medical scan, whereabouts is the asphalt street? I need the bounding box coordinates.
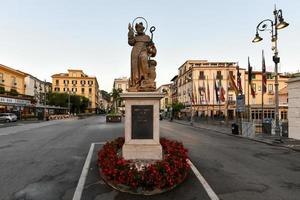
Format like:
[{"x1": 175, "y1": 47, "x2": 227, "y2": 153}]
[{"x1": 0, "y1": 115, "x2": 299, "y2": 200}]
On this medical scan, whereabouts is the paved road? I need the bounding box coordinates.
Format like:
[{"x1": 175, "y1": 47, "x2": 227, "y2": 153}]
[
  {"x1": 161, "y1": 121, "x2": 300, "y2": 200},
  {"x1": 0, "y1": 116, "x2": 299, "y2": 200},
  {"x1": 0, "y1": 116, "x2": 123, "y2": 200}
]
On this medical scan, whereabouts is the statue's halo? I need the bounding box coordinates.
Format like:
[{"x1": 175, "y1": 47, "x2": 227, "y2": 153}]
[{"x1": 132, "y1": 17, "x2": 148, "y2": 33}]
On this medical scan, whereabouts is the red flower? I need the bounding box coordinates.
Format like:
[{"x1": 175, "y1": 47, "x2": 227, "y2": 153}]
[{"x1": 97, "y1": 137, "x2": 190, "y2": 191}]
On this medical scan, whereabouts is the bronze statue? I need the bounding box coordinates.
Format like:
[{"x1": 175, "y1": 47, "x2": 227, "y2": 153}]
[{"x1": 128, "y1": 18, "x2": 157, "y2": 92}]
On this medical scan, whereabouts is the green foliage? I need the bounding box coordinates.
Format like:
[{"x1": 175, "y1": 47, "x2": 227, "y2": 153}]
[
  {"x1": 48, "y1": 92, "x2": 89, "y2": 113},
  {"x1": 110, "y1": 88, "x2": 123, "y2": 112},
  {"x1": 172, "y1": 101, "x2": 185, "y2": 113},
  {"x1": 0, "y1": 86, "x2": 5, "y2": 94}
]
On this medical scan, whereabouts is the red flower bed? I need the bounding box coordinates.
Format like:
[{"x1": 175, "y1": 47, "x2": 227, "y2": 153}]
[{"x1": 97, "y1": 137, "x2": 190, "y2": 193}]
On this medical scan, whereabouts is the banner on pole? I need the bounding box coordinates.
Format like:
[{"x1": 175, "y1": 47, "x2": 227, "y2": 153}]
[{"x1": 237, "y1": 95, "x2": 245, "y2": 112}]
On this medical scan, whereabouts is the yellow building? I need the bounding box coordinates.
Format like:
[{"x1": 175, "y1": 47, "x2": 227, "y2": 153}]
[
  {"x1": 0, "y1": 64, "x2": 26, "y2": 95},
  {"x1": 51, "y1": 69, "x2": 99, "y2": 113},
  {"x1": 245, "y1": 71, "x2": 289, "y2": 121},
  {"x1": 177, "y1": 60, "x2": 244, "y2": 119},
  {"x1": 157, "y1": 84, "x2": 172, "y2": 111},
  {"x1": 176, "y1": 60, "x2": 289, "y2": 121}
]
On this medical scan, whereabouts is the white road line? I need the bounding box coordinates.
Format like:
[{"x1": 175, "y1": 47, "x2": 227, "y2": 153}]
[
  {"x1": 188, "y1": 159, "x2": 219, "y2": 200},
  {"x1": 72, "y1": 143, "x2": 96, "y2": 200},
  {"x1": 72, "y1": 142, "x2": 106, "y2": 200}
]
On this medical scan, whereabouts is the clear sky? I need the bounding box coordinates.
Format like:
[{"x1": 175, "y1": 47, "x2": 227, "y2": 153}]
[{"x1": 0, "y1": 0, "x2": 299, "y2": 91}]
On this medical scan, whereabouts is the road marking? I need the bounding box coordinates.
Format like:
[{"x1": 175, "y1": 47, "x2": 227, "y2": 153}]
[
  {"x1": 72, "y1": 142, "x2": 105, "y2": 200},
  {"x1": 188, "y1": 159, "x2": 219, "y2": 200}
]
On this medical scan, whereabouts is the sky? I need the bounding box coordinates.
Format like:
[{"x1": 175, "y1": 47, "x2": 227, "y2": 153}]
[{"x1": 0, "y1": 0, "x2": 299, "y2": 91}]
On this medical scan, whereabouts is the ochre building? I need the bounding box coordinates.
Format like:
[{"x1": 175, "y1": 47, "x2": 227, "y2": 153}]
[{"x1": 52, "y1": 69, "x2": 99, "y2": 113}]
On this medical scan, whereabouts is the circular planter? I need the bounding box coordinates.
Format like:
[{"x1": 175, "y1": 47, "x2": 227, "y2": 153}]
[{"x1": 97, "y1": 137, "x2": 190, "y2": 195}]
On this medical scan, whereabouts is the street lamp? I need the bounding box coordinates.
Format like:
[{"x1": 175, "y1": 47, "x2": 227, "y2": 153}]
[{"x1": 252, "y1": 6, "x2": 289, "y2": 140}]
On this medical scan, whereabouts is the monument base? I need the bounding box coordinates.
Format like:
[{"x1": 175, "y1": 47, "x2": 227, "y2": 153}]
[
  {"x1": 120, "y1": 92, "x2": 164, "y2": 160},
  {"x1": 122, "y1": 143, "x2": 162, "y2": 160}
]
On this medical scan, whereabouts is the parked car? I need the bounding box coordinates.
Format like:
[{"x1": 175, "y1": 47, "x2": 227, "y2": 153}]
[{"x1": 0, "y1": 113, "x2": 18, "y2": 123}]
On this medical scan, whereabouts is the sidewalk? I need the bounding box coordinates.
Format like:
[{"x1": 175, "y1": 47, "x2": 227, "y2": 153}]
[{"x1": 172, "y1": 119, "x2": 300, "y2": 152}]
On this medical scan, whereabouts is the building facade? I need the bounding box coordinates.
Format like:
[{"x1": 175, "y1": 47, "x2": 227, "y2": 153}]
[
  {"x1": 51, "y1": 69, "x2": 99, "y2": 113},
  {"x1": 24, "y1": 75, "x2": 52, "y2": 106},
  {"x1": 287, "y1": 77, "x2": 300, "y2": 140},
  {"x1": 113, "y1": 77, "x2": 129, "y2": 92},
  {"x1": 175, "y1": 60, "x2": 289, "y2": 121},
  {"x1": 157, "y1": 84, "x2": 172, "y2": 111},
  {"x1": 113, "y1": 77, "x2": 129, "y2": 112},
  {"x1": 0, "y1": 64, "x2": 26, "y2": 95}
]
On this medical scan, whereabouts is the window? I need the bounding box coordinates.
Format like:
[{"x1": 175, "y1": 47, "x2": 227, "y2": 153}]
[
  {"x1": 281, "y1": 111, "x2": 287, "y2": 120},
  {"x1": 11, "y1": 76, "x2": 16, "y2": 86},
  {"x1": 217, "y1": 71, "x2": 222, "y2": 80},
  {"x1": 229, "y1": 71, "x2": 235, "y2": 79},
  {"x1": 258, "y1": 85, "x2": 261, "y2": 91},
  {"x1": 87, "y1": 80, "x2": 93, "y2": 86},
  {"x1": 81, "y1": 80, "x2": 86, "y2": 86},
  {"x1": 165, "y1": 98, "x2": 168, "y2": 105},
  {"x1": 251, "y1": 74, "x2": 256, "y2": 80},
  {"x1": 55, "y1": 80, "x2": 59, "y2": 86},
  {"x1": 268, "y1": 98, "x2": 273, "y2": 104},
  {"x1": 118, "y1": 84, "x2": 121, "y2": 89},
  {"x1": 63, "y1": 80, "x2": 69, "y2": 85},
  {"x1": 268, "y1": 84, "x2": 273, "y2": 93},
  {"x1": 199, "y1": 71, "x2": 205, "y2": 80},
  {"x1": 228, "y1": 94, "x2": 233, "y2": 101},
  {"x1": 72, "y1": 80, "x2": 77, "y2": 85},
  {"x1": 81, "y1": 88, "x2": 85, "y2": 94},
  {"x1": 72, "y1": 88, "x2": 77, "y2": 92},
  {"x1": 89, "y1": 88, "x2": 92, "y2": 94},
  {"x1": 54, "y1": 87, "x2": 60, "y2": 92}
]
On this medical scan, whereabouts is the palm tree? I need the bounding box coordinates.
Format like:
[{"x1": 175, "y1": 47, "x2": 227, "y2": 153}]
[{"x1": 110, "y1": 88, "x2": 123, "y2": 112}]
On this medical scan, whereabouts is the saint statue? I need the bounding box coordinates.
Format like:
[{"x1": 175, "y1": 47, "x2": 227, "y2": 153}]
[{"x1": 128, "y1": 20, "x2": 157, "y2": 92}]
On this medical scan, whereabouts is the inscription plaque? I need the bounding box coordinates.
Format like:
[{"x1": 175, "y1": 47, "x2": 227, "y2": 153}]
[{"x1": 132, "y1": 105, "x2": 153, "y2": 139}]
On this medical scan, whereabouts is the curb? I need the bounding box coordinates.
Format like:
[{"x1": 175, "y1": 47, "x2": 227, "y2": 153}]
[{"x1": 171, "y1": 120, "x2": 300, "y2": 153}]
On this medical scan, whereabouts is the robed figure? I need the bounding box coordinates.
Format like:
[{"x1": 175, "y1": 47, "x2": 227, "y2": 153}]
[{"x1": 128, "y1": 22, "x2": 157, "y2": 91}]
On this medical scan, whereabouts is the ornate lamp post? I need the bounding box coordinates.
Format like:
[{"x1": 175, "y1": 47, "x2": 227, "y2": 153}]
[{"x1": 252, "y1": 6, "x2": 289, "y2": 140}]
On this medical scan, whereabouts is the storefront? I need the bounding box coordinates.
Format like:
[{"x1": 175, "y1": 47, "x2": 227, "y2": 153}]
[{"x1": 0, "y1": 95, "x2": 68, "y2": 120}]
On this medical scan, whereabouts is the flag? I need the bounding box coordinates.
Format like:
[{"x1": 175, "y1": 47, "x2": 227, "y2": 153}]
[
  {"x1": 192, "y1": 82, "x2": 197, "y2": 104},
  {"x1": 206, "y1": 76, "x2": 210, "y2": 103},
  {"x1": 248, "y1": 57, "x2": 256, "y2": 98},
  {"x1": 214, "y1": 76, "x2": 219, "y2": 103},
  {"x1": 237, "y1": 65, "x2": 243, "y2": 95},
  {"x1": 262, "y1": 50, "x2": 267, "y2": 94},
  {"x1": 202, "y1": 79, "x2": 207, "y2": 104},
  {"x1": 219, "y1": 79, "x2": 225, "y2": 102},
  {"x1": 229, "y1": 71, "x2": 239, "y2": 95}
]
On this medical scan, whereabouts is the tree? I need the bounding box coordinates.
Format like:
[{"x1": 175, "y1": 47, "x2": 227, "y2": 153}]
[
  {"x1": 172, "y1": 101, "x2": 184, "y2": 113},
  {"x1": 110, "y1": 88, "x2": 123, "y2": 112},
  {"x1": 48, "y1": 93, "x2": 89, "y2": 113}
]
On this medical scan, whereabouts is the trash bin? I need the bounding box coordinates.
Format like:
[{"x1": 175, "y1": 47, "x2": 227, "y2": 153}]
[
  {"x1": 262, "y1": 118, "x2": 272, "y2": 135},
  {"x1": 232, "y1": 123, "x2": 239, "y2": 135}
]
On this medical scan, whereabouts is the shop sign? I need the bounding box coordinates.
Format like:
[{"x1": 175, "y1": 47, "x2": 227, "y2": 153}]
[{"x1": 0, "y1": 97, "x2": 31, "y2": 106}]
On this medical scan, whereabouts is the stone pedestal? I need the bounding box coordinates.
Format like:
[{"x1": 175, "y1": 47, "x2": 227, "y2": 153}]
[{"x1": 120, "y1": 92, "x2": 164, "y2": 160}]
